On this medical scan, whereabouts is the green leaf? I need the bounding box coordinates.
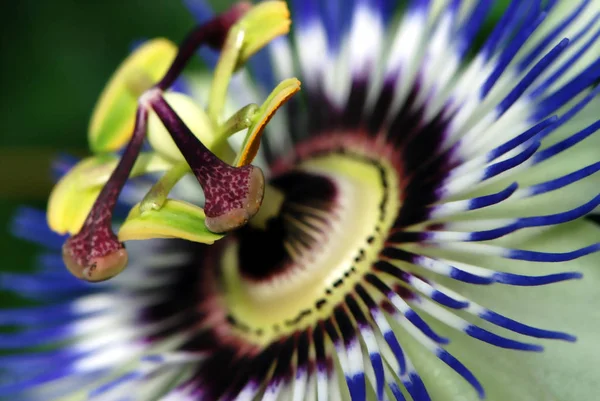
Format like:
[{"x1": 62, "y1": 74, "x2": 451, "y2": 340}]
[{"x1": 118, "y1": 199, "x2": 224, "y2": 244}]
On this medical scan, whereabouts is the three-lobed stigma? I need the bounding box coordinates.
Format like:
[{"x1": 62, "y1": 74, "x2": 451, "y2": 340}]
[{"x1": 55, "y1": 2, "x2": 295, "y2": 282}]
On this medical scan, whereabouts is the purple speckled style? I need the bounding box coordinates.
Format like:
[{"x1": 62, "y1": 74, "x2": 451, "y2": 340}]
[
  {"x1": 149, "y1": 95, "x2": 260, "y2": 220},
  {"x1": 62, "y1": 107, "x2": 148, "y2": 280}
]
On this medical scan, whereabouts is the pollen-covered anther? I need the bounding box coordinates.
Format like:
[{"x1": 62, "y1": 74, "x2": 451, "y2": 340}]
[{"x1": 147, "y1": 92, "x2": 265, "y2": 233}]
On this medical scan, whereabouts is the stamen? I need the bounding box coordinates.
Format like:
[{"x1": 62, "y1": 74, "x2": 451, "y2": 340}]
[
  {"x1": 62, "y1": 107, "x2": 148, "y2": 282},
  {"x1": 148, "y1": 92, "x2": 265, "y2": 233}
]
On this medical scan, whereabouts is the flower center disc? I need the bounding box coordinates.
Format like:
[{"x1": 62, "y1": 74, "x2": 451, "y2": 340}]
[{"x1": 215, "y1": 134, "x2": 401, "y2": 346}]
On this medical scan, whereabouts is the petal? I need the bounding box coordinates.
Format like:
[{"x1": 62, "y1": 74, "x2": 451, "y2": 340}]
[
  {"x1": 407, "y1": 220, "x2": 600, "y2": 401},
  {"x1": 393, "y1": 317, "x2": 557, "y2": 401}
]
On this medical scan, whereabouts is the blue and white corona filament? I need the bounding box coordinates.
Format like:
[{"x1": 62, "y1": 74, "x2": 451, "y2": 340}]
[{"x1": 2, "y1": 0, "x2": 600, "y2": 400}]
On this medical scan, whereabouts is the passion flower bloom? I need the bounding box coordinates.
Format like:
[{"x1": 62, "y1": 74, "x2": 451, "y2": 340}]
[{"x1": 3, "y1": 0, "x2": 600, "y2": 400}]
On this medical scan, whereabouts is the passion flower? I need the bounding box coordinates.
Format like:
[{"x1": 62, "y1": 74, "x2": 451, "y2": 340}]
[{"x1": 3, "y1": 1, "x2": 600, "y2": 400}]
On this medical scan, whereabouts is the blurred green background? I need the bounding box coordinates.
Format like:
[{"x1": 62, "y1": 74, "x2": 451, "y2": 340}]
[{"x1": 0, "y1": 0, "x2": 513, "y2": 272}]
